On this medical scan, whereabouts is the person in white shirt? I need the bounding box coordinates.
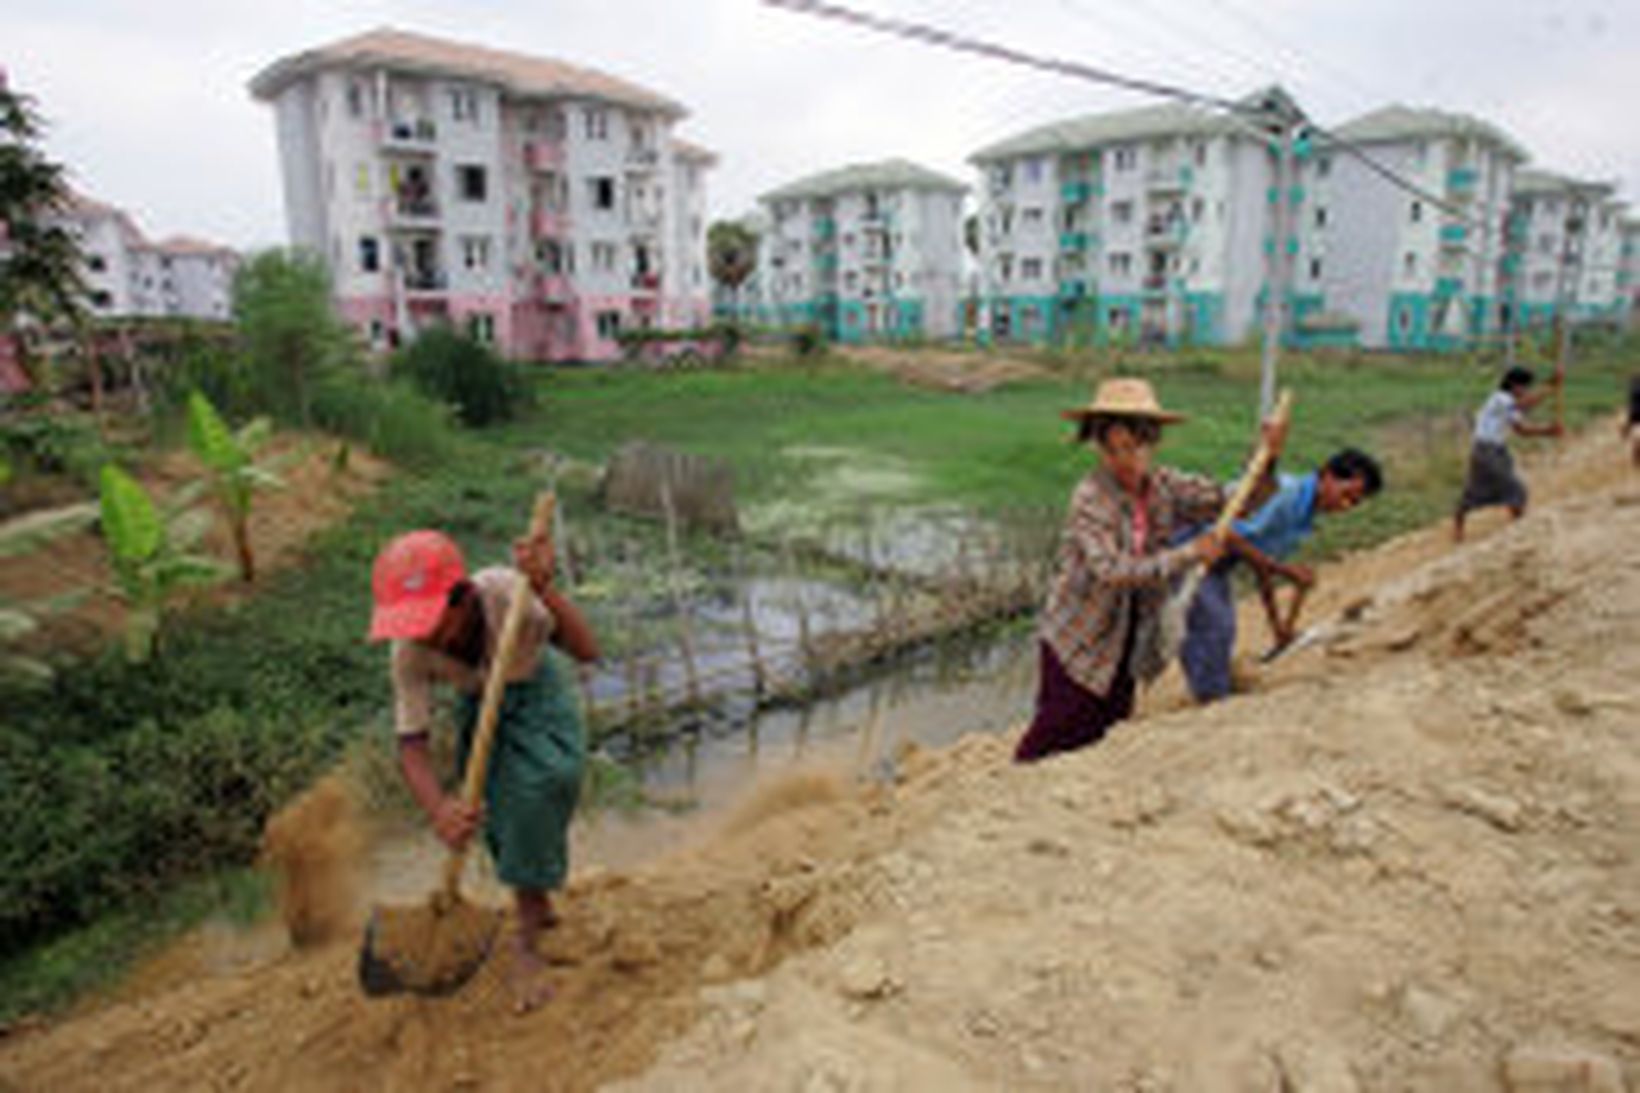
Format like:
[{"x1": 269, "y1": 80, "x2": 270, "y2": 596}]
[{"x1": 1453, "y1": 365, "x2": 1562, "y2": 543}]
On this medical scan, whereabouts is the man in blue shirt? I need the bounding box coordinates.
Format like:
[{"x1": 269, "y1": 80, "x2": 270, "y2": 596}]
[{"x1": 1180, "y1": 448, "x2": 1383, "y2": 703}]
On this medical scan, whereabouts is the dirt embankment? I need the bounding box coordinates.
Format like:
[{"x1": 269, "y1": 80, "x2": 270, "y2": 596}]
[{"x1": 2, "y1": 426, "x2": 1635, "y2": 1092}]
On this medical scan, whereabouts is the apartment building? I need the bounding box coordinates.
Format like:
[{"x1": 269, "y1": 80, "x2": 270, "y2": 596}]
[
  {"x1": 970, "y1": 90, "x2": 1306, "y2": 348},
  {"x1": 757, "y1": 159, "x2": 966, "y2": 342},
  {"x1": 1504, "y1": 169, "x2": 1626, "y2": 331},
  {"x1": 1311, "y1": 106, "x2": 1523, "y2": 351},
  {"x1": 54, "y1": 191, "x2": 238, "y2": 321},
  {"x1": 1620, "y1": 218, "x2": 1640, "y2": 321},
  {"x1": 249, "y1": 28, "x2": 714, "y2": 361}
]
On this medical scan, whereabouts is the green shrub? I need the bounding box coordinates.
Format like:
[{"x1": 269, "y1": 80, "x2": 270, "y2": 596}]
[
  {"x1": 791, "y1": 323, "x2": 827, "y2": 358},
  {"x1": 311, "y1": 369, "x2": 457, "y2": 467},
  {"x1": 390, "y1": 326, "x2": 532, "y2": 427},
  {"x1": 0, "y1": 409, "x2": 116, "y2": 488},
  {"x1": 231, "y1": 249, "x2": 356, "y2": 427}
]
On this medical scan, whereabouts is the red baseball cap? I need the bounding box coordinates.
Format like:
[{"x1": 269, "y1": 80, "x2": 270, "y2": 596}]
[{"x1": 368, "y1": 530, "x2": 467, "y2": 642}]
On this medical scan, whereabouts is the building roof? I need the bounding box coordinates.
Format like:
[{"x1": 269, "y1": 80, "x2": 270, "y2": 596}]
[
  {"x1": 971, "y1": 102, "x2": 1233, "y2": 163},
  {"x1": 248, "y1": 27, "x2": 686, "y2": 118},
  {"x1": 760, "y1": 158, "x2": 967, "y2": 203},
  {"x1": 151, "y1": 235, "x2": 239, "y2": 258},
  {"x1": 58, "y1": 188, "x2": 146, "y2": 247},
  {"x1": 672, "y1": 138, "x2": 719, "y2": 166},
  {"x1": 1513, "y1": 167, "x2": 1617, "y2": 200},
  {"x1": 1331, "y1": 104, "x2": 1528, "y2": 162}
]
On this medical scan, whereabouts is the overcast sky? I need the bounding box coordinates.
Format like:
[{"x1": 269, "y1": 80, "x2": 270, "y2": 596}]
[{"x1": 5, "y1": 0, "x2": 1635, "y2": 249}]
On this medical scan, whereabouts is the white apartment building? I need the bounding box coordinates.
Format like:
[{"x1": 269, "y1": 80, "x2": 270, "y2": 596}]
[
  {"x1": 1505, "y1": 169, "x2": 1626, "y2": 330},
  {"x1": 969, "y1": 90, "x2": 1305, "y2": 348},
  {"x1": 54, "y1": 191, "x2": 238, "y2": 321},
  {"x1": 757, "y1": 160, "x2": 966, "y2": 342},
  {"x1": 249, "y1": 28, "x2": 714, "y2": 361},
  {"x1": 1620, "y1": 218, "x2": 1640, "y2": 320}
]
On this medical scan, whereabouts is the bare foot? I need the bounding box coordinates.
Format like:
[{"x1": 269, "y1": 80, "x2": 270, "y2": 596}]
[{"x1": 509, "y1": 942, "x2": 554, "y2": 1015}]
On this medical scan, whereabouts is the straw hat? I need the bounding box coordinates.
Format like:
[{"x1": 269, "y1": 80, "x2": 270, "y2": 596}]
[{"x1": 1060, "y1": 377, "x2": 1187, "y2": 423}]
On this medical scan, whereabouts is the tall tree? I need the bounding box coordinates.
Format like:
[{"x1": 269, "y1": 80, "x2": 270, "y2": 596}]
[
  {"x1": 231, "y1": 249, "x2": 350, "y2": 426},
  {"x1": 0, "y1": 79, "x2": 87, "y2": 388},
  {"x1": 707, "y1": 220, "x2": 759, "y2": 317}
]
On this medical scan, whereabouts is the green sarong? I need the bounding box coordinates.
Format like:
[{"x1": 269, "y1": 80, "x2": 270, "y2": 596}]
[{"x1": 455, "y1": 653, "x2": 585, "y2": 891}]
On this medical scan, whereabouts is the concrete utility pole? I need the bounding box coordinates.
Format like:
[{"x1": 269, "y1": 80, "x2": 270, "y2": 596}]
[
  {"x1": 1552, "y1": 185, "x2": 1591, "y2": 431},
  {"x1": 1259, "y1": 102, "x2": 1301, "y2": 419}
]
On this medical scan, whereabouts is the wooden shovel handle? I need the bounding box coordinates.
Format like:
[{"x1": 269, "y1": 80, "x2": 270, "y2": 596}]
[
  {"x1": 442, "y1": 491, "x2": 556, "y2": 898},
  {"x1": 1211, "y1": 389, "x2": 1293, "y2": 538}
]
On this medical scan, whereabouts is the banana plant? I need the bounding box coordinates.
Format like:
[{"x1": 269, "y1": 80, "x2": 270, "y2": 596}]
[
  {"x1": 186, "y1": 390, "x2": 292, "y2": 583},
  {"x1": 99, "y1": 463, "x2": 225, "y2": 661},
  {"x1": 0, "y1": 497, "x2": 97, "y2": 683}
]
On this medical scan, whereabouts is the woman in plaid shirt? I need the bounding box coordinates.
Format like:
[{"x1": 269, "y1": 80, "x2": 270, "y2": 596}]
[{"x1": 1016, "y1": 378, "x2": 1283, "y2": 762}]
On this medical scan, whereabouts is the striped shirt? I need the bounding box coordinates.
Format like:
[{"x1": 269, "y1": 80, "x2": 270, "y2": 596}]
[{"x1": 1039, "y1": 464, "x2": 1225, "y2": 694}]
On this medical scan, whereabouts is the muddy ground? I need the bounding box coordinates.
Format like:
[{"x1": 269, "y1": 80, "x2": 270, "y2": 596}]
[{"x1": 1, "y1": 424, "x2": 1635, "y2": 1092}]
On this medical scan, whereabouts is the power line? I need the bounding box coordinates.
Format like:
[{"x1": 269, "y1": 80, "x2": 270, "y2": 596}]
[
  {"x1": 1305, "y1": 124, "x2": 1484, "y2": 232},
  {"x1": 760, "y1": 0, "x2": 1277, "y2": 120}
]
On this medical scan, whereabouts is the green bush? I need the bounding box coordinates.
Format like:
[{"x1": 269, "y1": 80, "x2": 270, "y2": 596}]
[
  {"x1": 0, "y1": 705, "x2": 337, "y2": 953},
  {"x1": 231, "y1": 249, "x2": 356, "y2": 427},
  {"x1": 390, "y1": 326, "x2": 532, "y2": 427},
  {"x1": 311, "y1": 369, "x2": 457, "y2": 467},
  {"x1": 0, "y1": 409, "x2": 116, "y2": 488},
  {"x1": 791, "y1": 323, "x2": 827, "y2": 358}
]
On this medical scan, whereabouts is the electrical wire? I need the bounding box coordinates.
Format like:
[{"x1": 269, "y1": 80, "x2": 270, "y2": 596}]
[{"x1": 761, "y1": 0, "x2": 1282, "y2": 120}]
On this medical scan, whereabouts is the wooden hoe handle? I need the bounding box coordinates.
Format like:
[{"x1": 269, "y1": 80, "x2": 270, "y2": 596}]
[{"x1": 442, "y1": 491, "x2": 556, "y2": 898}]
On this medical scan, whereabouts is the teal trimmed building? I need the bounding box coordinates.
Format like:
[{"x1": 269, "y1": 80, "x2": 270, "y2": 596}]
[
  {"x1": 969, "y1": 87, "x2": 1315, "y2": 349},
  {"x1": 1502, "y1": 169, "x2": 1627, "y2": 336},
  {"x1": 754, "y1": 159, "x2": 967, "y2": 343}
]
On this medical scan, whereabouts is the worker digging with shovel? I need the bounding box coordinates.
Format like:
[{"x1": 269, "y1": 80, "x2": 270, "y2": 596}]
[
  {"x1": 361, "y1": 497, "x2": 599, "y2": 1013},
  {"x1": 1175, "y1": 447, "x2": 1383, "y2": 702}
]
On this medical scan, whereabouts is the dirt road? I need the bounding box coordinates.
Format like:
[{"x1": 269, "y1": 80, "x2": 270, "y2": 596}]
[{"x1": 3, "y1": 426, "x2": 1635, "y2": 1092}]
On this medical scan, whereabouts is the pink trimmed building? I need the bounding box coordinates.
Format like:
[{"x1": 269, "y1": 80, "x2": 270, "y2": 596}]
[{"x1": 248, "y1": 28, "x2": 716, "y2": 362}]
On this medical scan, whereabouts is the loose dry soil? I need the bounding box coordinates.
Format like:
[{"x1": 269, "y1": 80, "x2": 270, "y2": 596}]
[{"x1": 2, "y1": 425, "x2": 1635, "y2": 1092}]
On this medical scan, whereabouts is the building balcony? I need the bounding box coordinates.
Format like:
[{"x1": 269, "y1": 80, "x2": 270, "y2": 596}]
[
  {"x1": 403, "y1": 269, "x2": 448, "y2": 294},
  {"x1": 1145, "y1": 219, "x2": 1185, "y2": 247},
  {"x1": 1060, "y1": 231, "x2": 1090, "y2": 252},
  {"x1": 1060, "y1": 180, "x2": 1095, "y2": 205},
  {"x1": 386, "y1": 197, "x2": 441, "y2": 230},
  {"x1": 531, "y1": 208, "x2": 569, "y2": 237},
  {"x1": 626, "y1": 209, "x2": 663, "y2": 235},
  {"x1": 1058, "y1": 278, "x2": 1090, "y2": 298},
  {"x1": 524, "y1": 140, "x2": 565, "y2": 172},
  {"x1": 1447, "y1": 167, "x2": 1478, "y2": 195},
  {"x1": 535, "y1": 273, "x2": 573, "y2": 302},
  {"x1": 1141, "y1": 273, "x2": 1169, "y2": 293},
  {"x1": 1435, "y1": 276, "x2": 1464, "y2": 297},
  {"x1": 626, "y1": 145, "x2": 661, "y2": 170},
  {"x1": 379, "y1": 118, "x2": 438, "y2": 154},
  {"x1": 812, "y1": 217, "x2": 836, "y2": 241},
  {"x1": 1146, "y1": 165, "x2": 1191, "y2": 193},
  {"x1": 1440, "y1": 224, "x2": 1469, "y2": 248},
  {"x1": 631, "y1": 271, "x2": 662, "y2": 294}
]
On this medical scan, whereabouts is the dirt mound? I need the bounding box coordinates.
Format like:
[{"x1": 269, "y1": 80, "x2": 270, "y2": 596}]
[
  {"x1": 2, "y1": 425, "x2": 1636, "y2": 1091},
  {"x1": 841, "y1": 345, "x2": 1048, "y2": 393}
]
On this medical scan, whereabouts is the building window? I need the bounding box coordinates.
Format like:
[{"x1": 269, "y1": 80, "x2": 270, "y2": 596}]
[
  {"x1": 86, "y1": 254, "x2": 107, "y2": 273},
  {"x1": 585, "y1": 108, "x2": 609, "y2": 140},
  {"x1": 89, "y1": 289, "x2": 112, "y2": 309},
  {"x1": 596, "y1": 310, "x2": 622, "y2": 339},
  {"x1": 844, "y1": 271, "x2": 858, "y2": 291},
  {"x1": 457, "y1": 164, "x2": 488, "y2": 202},
  {"x1": 1403, "y1": 252, "x2": 1418, "y2": 277},
  {"x1": 1109, "y1": 252, "x2": 1132, "y2": 275},
  {"x1": 1315, "y1": 206, "x2": 1328, "y2": 228},
  {"x1": 1309, "y1": 257, "x2": 1323, "y2": 280},
  {"x1": 1190, "y1": 197, "x2": 1205, "y2": 222},
  {"x1": 591, "y1": 177, "x2": 616, "y2": 210},
  {"x1": 460, "y1": 236, "x2": 491, "y2": 271},
  {"x1": 1025, "y1": 158, "x2": 1043, "y2": 184},
  {"x1": 1112, "y1": 201, "x2": 1134, "y2": 225},
  {"x1": 358, "y1": 236, "x2": 380, "y2": 272},
  {"x1": 1193, "y1": 141, "x2": 1207, "y2": 167},
  {"x1": 1538, "y1": 234, "x2": 1555, "y2": 255},
  {"x1": 467, "y1": 313, "x2": 495, "y2": 343},
  {"x1": 1108, "y1": 306, "x2": 1129, "y2": 330},
  {"x1": 1316, "y1": 156, "x2": 1332, "y2": 179},
  {"x1": 355, "y1": 162, "x2": 371, "y2": 199},
  {"x1": 450, "y1": 87, "x2": 479, "y2": 124},
  {"x1": 1022, "y1": 258, "x2": 1042, "y2": 280},
  {"x1": 991, "y1": 164, "x2": 1012, "y2": 190},
  {"x1": 1023, "y1": 207, "x2": 1044, "y2": 228},
  {"x1": 591, "y1": 242, "x2": 616, "y2": 271},
  {"x1": 1113, "y1": 147, "x2": 1136, "y2": 171}
]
